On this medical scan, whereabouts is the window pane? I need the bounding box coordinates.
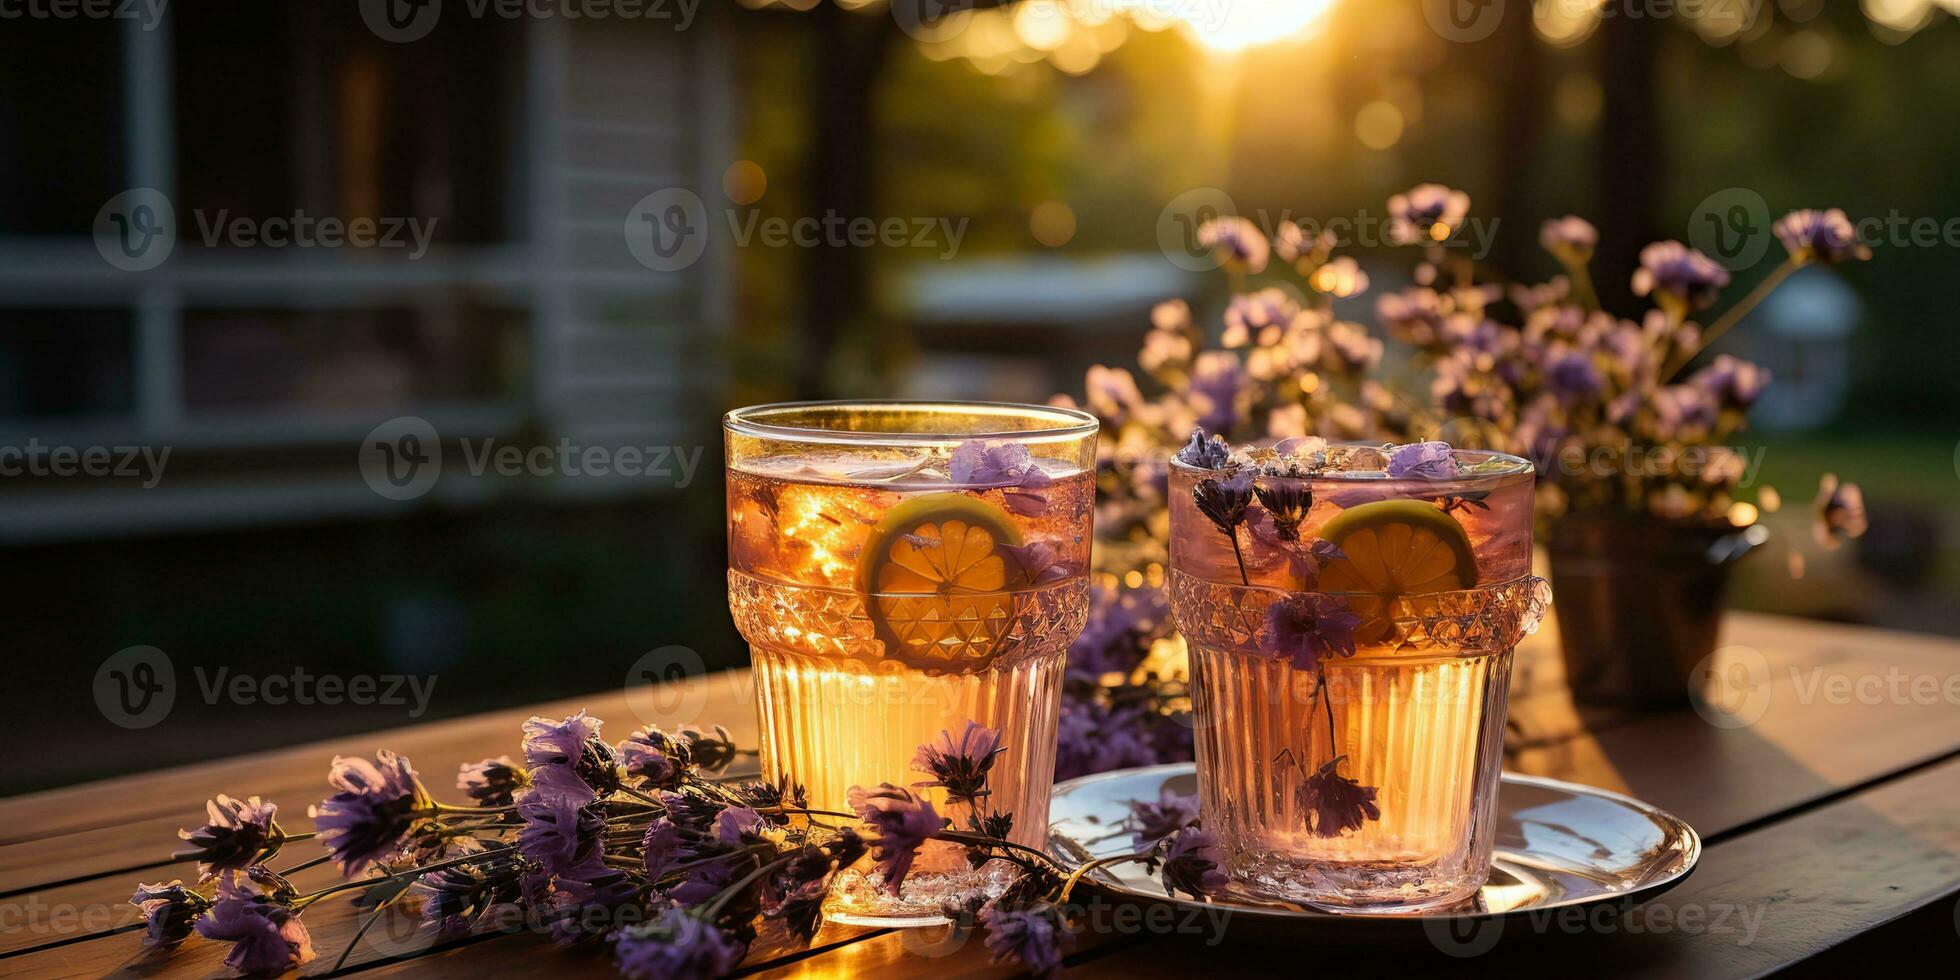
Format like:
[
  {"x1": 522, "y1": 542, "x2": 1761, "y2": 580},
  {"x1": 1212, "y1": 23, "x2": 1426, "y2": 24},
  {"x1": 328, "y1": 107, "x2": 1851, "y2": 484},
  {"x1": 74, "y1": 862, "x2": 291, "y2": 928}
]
[
  {"x1": 0, "y1": 309, "x2": 135, "y2": 418},
  {"x1": 174, "y1": 1, "x2": 520, "y2": 246},
  {"x1": 0, "y1": 21, "x2": 123, "y2": 234},
  {"x1": 180, "y1": 306, "x2": 529, "y2": 412}
]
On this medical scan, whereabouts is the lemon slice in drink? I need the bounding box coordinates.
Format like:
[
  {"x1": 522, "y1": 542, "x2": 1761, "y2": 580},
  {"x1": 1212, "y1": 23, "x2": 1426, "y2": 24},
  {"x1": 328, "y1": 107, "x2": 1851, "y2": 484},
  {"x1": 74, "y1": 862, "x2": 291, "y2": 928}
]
[
  {"x1": 1315, "y1": 499, "x2": 1478, "y2": 645},
  {"x1": 857, "y1": 493, "x2": 1026, "y2": 671}
]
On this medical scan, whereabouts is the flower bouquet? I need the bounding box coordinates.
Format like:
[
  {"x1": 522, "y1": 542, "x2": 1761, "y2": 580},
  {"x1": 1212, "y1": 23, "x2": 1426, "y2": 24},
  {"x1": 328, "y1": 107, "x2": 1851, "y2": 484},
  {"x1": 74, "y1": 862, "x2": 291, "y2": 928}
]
[
  {"x1": 129, "y1": 712, "x2": 1224, "y2": 978},
  {"x1": 1055, "y1": 186, "x2": 1871, "y2": 733}
]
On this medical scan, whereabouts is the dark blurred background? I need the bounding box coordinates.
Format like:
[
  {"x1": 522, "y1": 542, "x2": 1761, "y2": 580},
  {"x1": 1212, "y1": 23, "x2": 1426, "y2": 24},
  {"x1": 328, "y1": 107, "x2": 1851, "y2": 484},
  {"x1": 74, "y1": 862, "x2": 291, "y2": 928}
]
[{"x1": 4, "y1": 0, "x2": 1956, "y2": 794}]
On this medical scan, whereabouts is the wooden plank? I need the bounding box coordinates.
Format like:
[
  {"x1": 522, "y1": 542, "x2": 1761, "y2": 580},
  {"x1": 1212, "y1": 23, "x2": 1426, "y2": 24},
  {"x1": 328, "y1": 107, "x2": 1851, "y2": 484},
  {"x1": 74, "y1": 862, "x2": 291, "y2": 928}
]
[
  {"x1": 1058, "y1": 755, "x2": 1960, "y2": 978},
  {"x1": 7, "y1": 614, "x2": 1958, "y2": 977}
]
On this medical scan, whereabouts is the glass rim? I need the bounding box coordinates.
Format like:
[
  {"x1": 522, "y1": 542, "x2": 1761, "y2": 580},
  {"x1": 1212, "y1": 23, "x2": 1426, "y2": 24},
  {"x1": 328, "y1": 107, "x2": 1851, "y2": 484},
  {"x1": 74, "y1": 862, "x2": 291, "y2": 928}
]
[
  {"x1": 1167, "y1": 440, "x2": 1534, "y2": 480},
  {"x1": 723, "y1": 399, "x2": 1099, "y2": 446}
]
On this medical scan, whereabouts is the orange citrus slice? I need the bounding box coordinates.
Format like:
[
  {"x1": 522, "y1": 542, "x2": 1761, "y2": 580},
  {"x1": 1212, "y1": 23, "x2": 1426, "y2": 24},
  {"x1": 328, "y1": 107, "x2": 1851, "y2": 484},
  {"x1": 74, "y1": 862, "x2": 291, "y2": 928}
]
[
  {"x1": 1315, "y1": 499, "x2": 1477, "y2": 644},
  {"x1": 856, "y1": 493, "x2": 1025, "y2": 670}
]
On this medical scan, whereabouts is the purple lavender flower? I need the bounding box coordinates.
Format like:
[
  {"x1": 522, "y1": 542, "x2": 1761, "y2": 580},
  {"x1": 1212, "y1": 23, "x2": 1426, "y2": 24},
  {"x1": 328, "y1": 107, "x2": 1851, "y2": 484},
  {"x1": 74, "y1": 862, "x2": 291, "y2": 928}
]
[
  {"x1": 847, "y1": 783, "x2": 945, "y2": 893},
  {"x1": 641, "y1": 817, "x2": 685, "y2": 878},
  {"x1": 1323, "y1": 319, "x2": 1383, "y2": 372},
  {"x1": 658, "y1": 790, "x2": 726, "y2": 831},
  {"x1": 516, "y1": 792, "x2": 605, "y2": 877},
  {"x1": 1175, "y1": 429, "x2": 1231, "y2": 469},
  {"x1": 1387, "y1": 441, "x2": 1460, "y2": 480},
  {"x1": 457, "y1": 756, "x2": 529, "y2": 807},
  {"x1": 1055, "y1": 699, "x2": 1161, "y2": 781},
  {"x1": 1812, "y1": 473, "x2": 1869, "y2": 550},
  {"x1": 1188, "y1": 351, "x2": 1246, "y2": 435},
  {"x1": 980, "y1": 902, "x2": 1073, "y2": 977},
  {"x1": 1539, "y1": 215, "x2": 1598, "y2": 263},
  {"x1": 544, "y1": 863, "x2": 643, "y2": 945},
  {"x1": 1158, "y1": 826, "x2": 1229, "y2": 900},
  {"x1": 950, "y1": 439, "x2": 1046, "y2": 488},
  {"x1": 765, "y1": 879, "x2": 831, "y2": 943},
  {"x1": 1193, "y1": 471, "x2": 1254, "y2": 535},
  {"x1": 665, "y1": 854, "x2": 742, "y2": 908},
  {"x1": 1222, "y1": 288, "x2": 1300, "y2": 345},
  {"x1": 1298, "y1": 757, "x2": 1381, "y2": 838},
  {"x1": 130, "y1": 881, "x2": 210, "y2": 948},
  {"x1": 715, "y1": 806, "x2": 767, "y2": 846},
  {"x1": 1273, "y1": 220, "x2": 1336, "y2": 268},
  {"x1": 1252, "y1": 479, "x2": 1312, "y2": 541},
  {"x1": 618, "y1": 726, "x2": 692, "y2": 791},
  {"x1": 1376, "y1": 287, "x2": 1447, "y2": 348},
  {"x1": 1065, "y1": 583, "x2": 1167, "y2": 683},
  {"x1": 174, "y1": 795, "x2": 281, "y2": 881},
  {"x1": 309, "y1": 750, "x2": 431, "y2": 877},
  {"x1": 1196, "y1": 215, "x2": 1270, "y2": 273},
  {"x1": 1004, "y1": 540, "x2": 1073, "y2": 586},
  {"x1": 682, "y1": 726, "x2": 740, "y2": 775},
  {"x1": 1652, "y1": 384, "x2": 1721, "y2": 438},
  {"x1": 415, "y1": 862, "x2": 522, "y2": 939},
  {"x1": 1260, "y1": 593, "x2": 1362, "y2": 672},
  {"x1": 522, "y1": 709, "x2": 621, "y2": 801},
  {"x1": 614, "y1": 908, "x2": 748, "y2": 980},
  {"x1": 1689, "y1": 353, "x2": 1770, "y2": 409},
  {"x1": 911, "y1": 721, "x2": 1007, "y2": 805},
  {"x1": 1545, "y1": 351, "x2": 1604, "y2": 403},
  {"x1": 1387, "y1": 184, "x2": 1471, "y2": 244},
  {"x1": 194, "y1": 877, "x2": 315, "y2": 975},
  {"x1": 1774, "y1": 208, "x2": 1870, "y2": 265},
  {"x1": 1632, "y1": 241, "x2": 1731, "y2": 313},
  {"x1": 1127, "y1": 791, "x2": 1199, "y2": 849}
]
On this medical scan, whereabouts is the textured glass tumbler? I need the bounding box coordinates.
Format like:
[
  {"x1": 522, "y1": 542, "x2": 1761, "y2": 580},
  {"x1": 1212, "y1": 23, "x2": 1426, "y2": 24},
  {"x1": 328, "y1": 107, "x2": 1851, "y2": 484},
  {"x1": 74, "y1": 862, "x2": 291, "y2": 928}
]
[
  {"x1": 724, "y1": 402, "x2": 1097, "y2": 925},
  {"x1": 1169, "y1": 446, "x2": 1548, "y2": 913}
]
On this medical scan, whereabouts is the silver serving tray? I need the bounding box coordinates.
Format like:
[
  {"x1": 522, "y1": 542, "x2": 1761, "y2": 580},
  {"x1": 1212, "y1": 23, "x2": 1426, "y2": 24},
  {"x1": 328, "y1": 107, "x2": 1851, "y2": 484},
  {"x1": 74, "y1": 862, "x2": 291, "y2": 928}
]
[{"x1": 1048, "y1": 763, "x2": 1699, "y2": 934}]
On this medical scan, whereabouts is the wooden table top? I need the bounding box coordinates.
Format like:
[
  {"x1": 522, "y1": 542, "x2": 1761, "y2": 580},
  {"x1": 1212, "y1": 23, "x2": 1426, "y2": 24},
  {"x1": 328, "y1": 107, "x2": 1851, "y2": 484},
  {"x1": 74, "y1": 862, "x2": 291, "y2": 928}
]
[{"x1": 5, "y1": 610, "x2": 1958, "y2": 978}]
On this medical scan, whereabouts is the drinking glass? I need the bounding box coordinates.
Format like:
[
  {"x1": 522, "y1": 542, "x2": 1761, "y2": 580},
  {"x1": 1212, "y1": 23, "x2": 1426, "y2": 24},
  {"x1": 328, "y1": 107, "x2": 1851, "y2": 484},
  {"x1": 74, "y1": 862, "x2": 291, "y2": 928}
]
[
  {"x1": 723, "y1": 401, "x2": 1098, "y2": 925},
  {"x1": 1169, "y1": 443, "x2": 1549, "y2": 913}
]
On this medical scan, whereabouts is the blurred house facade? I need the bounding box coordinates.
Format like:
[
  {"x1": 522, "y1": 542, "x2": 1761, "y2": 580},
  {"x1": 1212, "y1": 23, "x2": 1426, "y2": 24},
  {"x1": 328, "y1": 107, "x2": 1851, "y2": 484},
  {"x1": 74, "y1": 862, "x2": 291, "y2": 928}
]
[{"x1": 0, "y1": 5, "x2": 731, "y2": 543}]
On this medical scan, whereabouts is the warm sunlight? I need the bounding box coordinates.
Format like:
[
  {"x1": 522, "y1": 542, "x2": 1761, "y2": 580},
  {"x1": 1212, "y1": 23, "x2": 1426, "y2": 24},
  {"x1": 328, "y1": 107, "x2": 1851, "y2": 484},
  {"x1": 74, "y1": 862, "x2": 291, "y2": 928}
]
[{"x1": 1173, "y1": 0, "x2": 1338, "y2": 53}]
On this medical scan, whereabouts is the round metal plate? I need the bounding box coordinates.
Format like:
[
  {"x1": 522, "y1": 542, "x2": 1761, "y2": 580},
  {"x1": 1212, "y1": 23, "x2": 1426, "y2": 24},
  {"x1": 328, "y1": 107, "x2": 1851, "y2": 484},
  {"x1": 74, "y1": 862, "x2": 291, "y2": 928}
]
[{"x1": 1047, "y1": 763, "x2": 1699, "y2": 932}]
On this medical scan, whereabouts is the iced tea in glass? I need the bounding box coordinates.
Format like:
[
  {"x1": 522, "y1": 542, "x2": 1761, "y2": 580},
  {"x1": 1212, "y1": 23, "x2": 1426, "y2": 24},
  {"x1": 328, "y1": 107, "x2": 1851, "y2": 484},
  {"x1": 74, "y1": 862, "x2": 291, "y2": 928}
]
[
  {"x1": 1169, "y1": 437, "x2": 1548, "y2": 913},
  {"x1": 724, "y1": 402, "x2": 1098, "y2": 924}
]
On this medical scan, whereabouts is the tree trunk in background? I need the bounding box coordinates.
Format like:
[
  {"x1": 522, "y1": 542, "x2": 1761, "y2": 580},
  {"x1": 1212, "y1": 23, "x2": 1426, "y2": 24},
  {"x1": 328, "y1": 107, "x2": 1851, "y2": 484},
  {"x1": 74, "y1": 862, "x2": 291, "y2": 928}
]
[
  {"x1": 795, "y1": 6, "x2": 892, "y2": 400},
  {"x1": 1593, "y1": 13, "x2": 1664, "y2": 314},
  {"x1": 1489, "y1": 9, "x2": 1546, "y2": 278}
]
